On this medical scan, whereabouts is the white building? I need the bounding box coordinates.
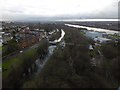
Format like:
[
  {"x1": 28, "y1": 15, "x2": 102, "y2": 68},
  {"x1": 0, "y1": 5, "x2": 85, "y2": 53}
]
[{"x1": 89, "y1": 45, "x2": 93, "y2": 50}]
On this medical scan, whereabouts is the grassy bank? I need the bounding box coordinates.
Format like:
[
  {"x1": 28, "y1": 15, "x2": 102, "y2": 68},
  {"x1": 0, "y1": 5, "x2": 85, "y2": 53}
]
[
  {"x1": 3, "y1": 39, "x2": 49, "y2": 88},
  {"x1": 3, "y1": 48, "x2": 37, "y2": 78}
]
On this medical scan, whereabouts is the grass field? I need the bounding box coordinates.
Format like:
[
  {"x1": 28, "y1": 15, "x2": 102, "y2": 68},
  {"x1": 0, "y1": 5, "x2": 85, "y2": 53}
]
[{"x1": 2, "y1": 48, "x2": 37, "y2": 78}]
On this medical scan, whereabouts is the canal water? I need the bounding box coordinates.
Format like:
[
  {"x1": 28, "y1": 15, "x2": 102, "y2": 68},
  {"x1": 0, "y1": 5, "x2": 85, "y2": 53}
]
[
  {"x1": 34, "y1": 45, "x2": 56, "y2": 76},
  {"x1": 84, "y1": 31, "x2": 103, "y2": 39},
  {"x1": 34, "y1": 29, "x2": 65, "y2": 76},
  {"x1": 30, "y1": 29, "x2": 65, "y2": 78}
]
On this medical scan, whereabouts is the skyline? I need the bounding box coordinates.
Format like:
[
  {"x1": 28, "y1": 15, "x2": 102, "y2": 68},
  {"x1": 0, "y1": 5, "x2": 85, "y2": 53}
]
[{"x1": 0, "y1": 0, "x2": 119, "y2": 21}]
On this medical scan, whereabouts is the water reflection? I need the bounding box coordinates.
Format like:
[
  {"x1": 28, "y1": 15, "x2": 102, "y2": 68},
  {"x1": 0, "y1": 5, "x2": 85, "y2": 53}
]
[
  {"x1": 34, "y1": 45, "x2": 56, "y2": 76},
  {"x1": 84, "y1": 31, "x2": 103, "y2": 39},
  {"x1": 65, "y1": 24, "x2": 119, "y2": 35}
]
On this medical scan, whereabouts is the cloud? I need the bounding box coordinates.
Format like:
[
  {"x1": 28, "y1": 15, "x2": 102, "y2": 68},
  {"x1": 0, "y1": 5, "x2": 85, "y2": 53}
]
[{"x1": 0, "y1": 0, "x2": 119, "y2": 21}]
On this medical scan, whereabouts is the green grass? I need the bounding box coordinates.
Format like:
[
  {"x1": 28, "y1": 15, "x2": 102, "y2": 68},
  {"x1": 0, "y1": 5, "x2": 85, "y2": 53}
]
[
  {"x1": 0, "y1": 63, "x2": 2, "y2": 71},
  {"x1": 2, "y1": 48, "x2": 37, "y2": 78},
  {"x1": 3, "y1": 58, "x2": 20, "y2": 78},
  {"x1": 0, "y1": 46, "x2": 2, "y2": 58},
  {"x1": 2, "y1": 45, "x2": 7, "y2": 51},
  {"x1": 108, "y1": 34, "x2": 120, "y2": 39},
  {"x1": 89, "y1": 50, "x2": 96, "y2": 57},
  {"x1": 80, "y1": 31, "x2": 85, "y2": 35},
  {"x1": 0, "y1": 46, "x2": 2, "y2": 51},
  {"x1": 3, "y1": 58, "x2": 18, "y2": 69}
]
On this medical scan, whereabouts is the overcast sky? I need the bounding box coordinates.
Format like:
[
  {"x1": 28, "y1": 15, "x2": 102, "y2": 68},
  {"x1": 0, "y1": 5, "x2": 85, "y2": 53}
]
[{"x1": 0, "y1": 0, "x2": 119, "y2": 21}]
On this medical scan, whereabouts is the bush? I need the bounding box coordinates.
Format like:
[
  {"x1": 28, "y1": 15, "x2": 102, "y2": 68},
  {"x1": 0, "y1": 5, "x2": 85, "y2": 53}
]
[
  {"x1": 101, "y1": 44, "x2": 118, "y2": 59},
  {"x1": 37, "y1": 39, "x2": 48, "y2": 58}
]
